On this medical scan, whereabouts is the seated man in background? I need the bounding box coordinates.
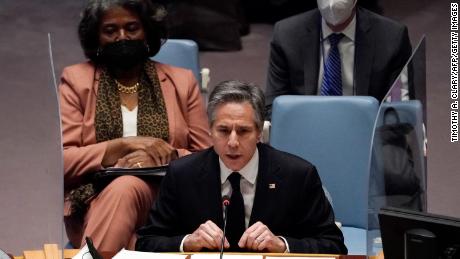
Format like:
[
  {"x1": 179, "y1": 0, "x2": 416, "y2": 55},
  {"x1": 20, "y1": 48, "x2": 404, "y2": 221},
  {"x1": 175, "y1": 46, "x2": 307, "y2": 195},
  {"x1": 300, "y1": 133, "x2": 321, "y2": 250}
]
[
  {"x1": 136, "y1": 80, "x2": 347, "y2": 254},
  {"x1": 265, "y1": 0, "x2": 412, "y2": 118}
]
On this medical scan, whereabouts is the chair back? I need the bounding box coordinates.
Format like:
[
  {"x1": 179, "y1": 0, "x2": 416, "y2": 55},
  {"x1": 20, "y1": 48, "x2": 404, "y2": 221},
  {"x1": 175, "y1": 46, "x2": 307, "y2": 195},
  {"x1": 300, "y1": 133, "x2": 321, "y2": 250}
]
[
  {"x1": 152, "y1": 39, "x2": 201, "y2": 86},
  {"x1": 270, "y1": 96, "x2": 379, "y2": 229},
  {"x1": 378, "y1": 100, "x2": 426, "y2": 210},
  {"x1": 379, "y1": 101, "x2": 424, "y2": 168}
]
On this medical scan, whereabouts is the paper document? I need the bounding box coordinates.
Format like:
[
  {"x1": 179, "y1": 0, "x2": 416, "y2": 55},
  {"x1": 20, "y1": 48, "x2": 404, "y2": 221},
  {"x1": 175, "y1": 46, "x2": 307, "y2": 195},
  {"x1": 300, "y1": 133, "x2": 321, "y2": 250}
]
[
  {"x1": 191, "y1": 254, "x2": 263, "y2": 259},
  {"x1": 266, "y1": 257, "x2": 335, "y2": 259},
  {"x1": 112, "y1": 249, "x2": 188, "y2": 259}
]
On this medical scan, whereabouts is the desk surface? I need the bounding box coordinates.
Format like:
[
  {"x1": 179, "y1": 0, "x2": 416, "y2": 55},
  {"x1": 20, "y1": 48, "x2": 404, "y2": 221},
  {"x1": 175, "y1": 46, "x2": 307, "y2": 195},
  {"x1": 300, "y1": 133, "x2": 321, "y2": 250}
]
[
  {"x1": 15, "y1": 246, "x2": 382, "y2": 259},
  {"x1": 96, "y1": 251, "x2": 368, "y2": 259}
]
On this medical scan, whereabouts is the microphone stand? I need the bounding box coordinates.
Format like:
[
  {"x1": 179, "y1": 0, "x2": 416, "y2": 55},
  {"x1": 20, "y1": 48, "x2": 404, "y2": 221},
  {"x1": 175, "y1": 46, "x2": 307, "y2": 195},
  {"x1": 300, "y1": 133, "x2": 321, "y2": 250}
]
[
  {"x1": 85, "y1": 236, "x2": 103, "y2": 259},
  {"x1": 220, "y1": 196, "x2": 230, "y2": 259}
]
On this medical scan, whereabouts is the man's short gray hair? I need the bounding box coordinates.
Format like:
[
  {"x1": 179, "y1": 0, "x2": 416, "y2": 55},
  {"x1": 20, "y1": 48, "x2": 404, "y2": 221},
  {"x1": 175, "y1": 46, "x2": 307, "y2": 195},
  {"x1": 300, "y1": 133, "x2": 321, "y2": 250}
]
[{"x1": 207, "y1": 80, "x2": 265, "y2": 130}]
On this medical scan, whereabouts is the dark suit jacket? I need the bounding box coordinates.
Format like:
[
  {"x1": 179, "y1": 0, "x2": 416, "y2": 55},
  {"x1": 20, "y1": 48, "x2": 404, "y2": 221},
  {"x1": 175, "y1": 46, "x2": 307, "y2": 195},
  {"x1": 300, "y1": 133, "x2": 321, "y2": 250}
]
[
  {"x1": 136, "y1": 143, "x2": 347, "y2": 254},
  {"x1": 265, "y1": 7, "x2": 412, "y2": 118}
]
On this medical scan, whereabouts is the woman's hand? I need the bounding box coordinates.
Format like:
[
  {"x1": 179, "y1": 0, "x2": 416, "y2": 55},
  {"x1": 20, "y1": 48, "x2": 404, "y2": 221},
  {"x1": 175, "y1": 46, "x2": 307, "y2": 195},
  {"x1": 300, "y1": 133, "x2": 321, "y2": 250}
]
[
  {"x1": 126, "y1": 136, "x2": 178, "y2": 165},
  {"x1": 102, "y1": 136, "x2": 178, "y2": 167},
  {"x1": 114, "y1": 150, "x2": 156, "y2": 168}
]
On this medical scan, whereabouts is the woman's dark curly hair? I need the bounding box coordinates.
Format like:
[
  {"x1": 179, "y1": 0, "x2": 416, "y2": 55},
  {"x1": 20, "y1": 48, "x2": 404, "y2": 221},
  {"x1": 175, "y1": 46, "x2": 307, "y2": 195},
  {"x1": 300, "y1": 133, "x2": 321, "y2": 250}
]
[{"x1": 78, "y1": 0, "x2": 167, "y2": 62}]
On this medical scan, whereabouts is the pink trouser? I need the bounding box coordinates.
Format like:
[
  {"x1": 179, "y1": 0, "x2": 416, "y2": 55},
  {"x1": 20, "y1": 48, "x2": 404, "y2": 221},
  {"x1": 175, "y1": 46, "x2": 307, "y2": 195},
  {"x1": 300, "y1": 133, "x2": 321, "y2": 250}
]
[{"x1": 65, "y1": 176, "x2": 158, "y2": 252}]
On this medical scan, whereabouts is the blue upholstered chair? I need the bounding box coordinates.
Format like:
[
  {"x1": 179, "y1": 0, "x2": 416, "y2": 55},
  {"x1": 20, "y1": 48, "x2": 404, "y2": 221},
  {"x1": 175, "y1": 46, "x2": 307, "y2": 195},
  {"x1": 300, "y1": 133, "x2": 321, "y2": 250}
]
[
  {"x1": 269, "y1": 96, "x2": 379, "y2": 255},
  {"x1": 152, "y1": 39, "x2": 209, "y2": 94}
]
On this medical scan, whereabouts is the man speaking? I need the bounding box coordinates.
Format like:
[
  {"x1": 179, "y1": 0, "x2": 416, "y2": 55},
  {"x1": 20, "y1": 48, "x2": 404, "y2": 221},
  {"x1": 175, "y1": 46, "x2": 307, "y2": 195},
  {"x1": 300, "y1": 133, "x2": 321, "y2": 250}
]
[{"x1": 136, "y1": 80, "x2": 347, "y2": 254}]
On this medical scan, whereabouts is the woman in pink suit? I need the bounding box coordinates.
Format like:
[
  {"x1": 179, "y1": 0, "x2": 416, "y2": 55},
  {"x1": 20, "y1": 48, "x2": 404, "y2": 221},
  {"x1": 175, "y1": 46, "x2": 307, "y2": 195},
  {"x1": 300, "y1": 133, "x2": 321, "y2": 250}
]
[{"x1": 59, "y1": 0, "x2": 211, "y2": 252}]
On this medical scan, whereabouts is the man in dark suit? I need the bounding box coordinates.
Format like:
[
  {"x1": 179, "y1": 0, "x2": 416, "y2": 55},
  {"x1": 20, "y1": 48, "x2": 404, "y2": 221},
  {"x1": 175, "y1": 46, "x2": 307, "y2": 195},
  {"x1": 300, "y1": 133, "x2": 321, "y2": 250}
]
[
  {"x1": 265, "y1": 0, "x2": 412, "y2": 118},
  {"x1": 135, "y1": 80, "x2": 347, "y2": 254}
]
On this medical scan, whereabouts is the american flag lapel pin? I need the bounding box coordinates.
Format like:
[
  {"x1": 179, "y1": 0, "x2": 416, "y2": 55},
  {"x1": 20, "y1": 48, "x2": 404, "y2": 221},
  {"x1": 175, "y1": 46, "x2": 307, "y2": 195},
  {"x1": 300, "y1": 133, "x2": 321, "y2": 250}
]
[{"x1": 269, "y1": 183, "x2": 276, "y2": 189}]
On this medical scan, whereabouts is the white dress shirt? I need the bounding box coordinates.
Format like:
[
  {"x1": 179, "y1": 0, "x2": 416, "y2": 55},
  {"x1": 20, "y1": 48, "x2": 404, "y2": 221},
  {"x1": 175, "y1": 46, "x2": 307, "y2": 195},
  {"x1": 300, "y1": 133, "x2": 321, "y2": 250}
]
[{"x1": 317, "y1": 15, "x2": 357, "y2": 95}]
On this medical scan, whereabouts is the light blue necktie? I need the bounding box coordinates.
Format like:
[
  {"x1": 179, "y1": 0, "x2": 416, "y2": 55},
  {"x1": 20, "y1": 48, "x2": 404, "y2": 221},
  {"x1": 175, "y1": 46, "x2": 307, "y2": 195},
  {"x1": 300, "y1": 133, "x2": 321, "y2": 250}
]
[{"x1": 321, "y1": 33, "x2": 345, "y2": 96}]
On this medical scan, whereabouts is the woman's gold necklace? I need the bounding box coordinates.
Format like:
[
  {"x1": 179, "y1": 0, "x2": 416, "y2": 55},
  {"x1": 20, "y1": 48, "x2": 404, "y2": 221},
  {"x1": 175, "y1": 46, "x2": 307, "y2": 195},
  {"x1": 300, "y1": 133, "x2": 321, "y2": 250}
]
[{"x1": 115, "y1": 80, "x2": 139, "y2": 94}]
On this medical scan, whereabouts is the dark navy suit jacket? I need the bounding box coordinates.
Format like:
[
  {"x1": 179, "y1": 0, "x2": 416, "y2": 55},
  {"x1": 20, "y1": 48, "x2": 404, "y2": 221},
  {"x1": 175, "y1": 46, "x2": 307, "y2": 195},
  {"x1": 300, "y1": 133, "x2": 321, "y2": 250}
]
[{"x1": 136, "y1": 143, "x2": 347, "y2": 254}]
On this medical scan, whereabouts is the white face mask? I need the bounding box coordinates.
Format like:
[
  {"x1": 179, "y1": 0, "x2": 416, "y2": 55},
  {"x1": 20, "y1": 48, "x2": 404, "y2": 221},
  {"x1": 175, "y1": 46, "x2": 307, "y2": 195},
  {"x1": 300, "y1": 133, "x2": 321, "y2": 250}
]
[{"x1": 317, "y1": 0, "x2": 357, "y2": 26}]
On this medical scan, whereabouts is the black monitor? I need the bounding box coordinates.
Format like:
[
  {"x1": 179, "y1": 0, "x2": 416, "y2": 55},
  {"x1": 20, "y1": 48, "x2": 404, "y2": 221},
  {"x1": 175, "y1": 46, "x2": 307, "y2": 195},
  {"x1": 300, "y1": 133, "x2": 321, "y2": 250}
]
[{"x1": 379, "y1": 207, "x2": 460, "y2": 259}]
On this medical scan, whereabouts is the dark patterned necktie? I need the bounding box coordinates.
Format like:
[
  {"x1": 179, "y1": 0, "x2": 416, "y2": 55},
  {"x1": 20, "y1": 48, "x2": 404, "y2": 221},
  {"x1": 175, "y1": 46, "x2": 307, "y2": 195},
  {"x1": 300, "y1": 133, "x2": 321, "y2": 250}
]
[
  {"x1": 320, "y1": 33, "x2": 345, "y2": 96},
  {"x1": 226, "y1": 172, "x2": 245, "y2": 250}
]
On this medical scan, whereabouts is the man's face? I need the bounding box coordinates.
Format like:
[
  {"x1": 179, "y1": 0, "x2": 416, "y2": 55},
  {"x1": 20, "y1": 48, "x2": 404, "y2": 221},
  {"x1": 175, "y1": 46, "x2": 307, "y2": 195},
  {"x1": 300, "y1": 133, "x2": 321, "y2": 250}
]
[
  {"x1": 317, "y1": 0, "x2": 356, "y2": 27},
  {"x1": 211, "y1": 102, "x2": 261, "y2": 171}
]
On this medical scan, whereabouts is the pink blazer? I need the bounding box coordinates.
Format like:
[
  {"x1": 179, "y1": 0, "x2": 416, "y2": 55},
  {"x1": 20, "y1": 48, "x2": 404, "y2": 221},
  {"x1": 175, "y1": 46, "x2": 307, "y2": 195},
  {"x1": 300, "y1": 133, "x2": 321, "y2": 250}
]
[{"x1": 59, "y1": 62, "x2": 211, "y2": 190}]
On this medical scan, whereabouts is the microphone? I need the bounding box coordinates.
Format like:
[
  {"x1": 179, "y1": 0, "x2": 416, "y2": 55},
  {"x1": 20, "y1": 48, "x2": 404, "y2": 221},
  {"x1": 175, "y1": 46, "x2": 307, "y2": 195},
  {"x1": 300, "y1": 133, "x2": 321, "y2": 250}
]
[
  {"x1": 220, "y1": 195, "x2": 230, "y2": 259},
  {"x1": 85, "y1": 236, "x2": 103, "y2": 259}
]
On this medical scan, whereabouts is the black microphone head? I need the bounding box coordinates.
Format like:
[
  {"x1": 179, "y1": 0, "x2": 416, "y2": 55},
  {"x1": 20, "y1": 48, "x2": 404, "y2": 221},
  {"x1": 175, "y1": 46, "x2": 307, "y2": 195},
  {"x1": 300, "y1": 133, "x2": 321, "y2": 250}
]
[{"x1": 222, "y1": 195, "x2": 230, "y2": 206}]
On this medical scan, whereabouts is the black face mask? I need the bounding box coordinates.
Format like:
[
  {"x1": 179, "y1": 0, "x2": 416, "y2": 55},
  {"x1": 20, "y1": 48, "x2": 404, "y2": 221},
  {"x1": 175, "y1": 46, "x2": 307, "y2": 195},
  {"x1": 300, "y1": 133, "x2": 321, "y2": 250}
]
[{"x1": 98, "y1": 40, "x2": 149, "y2": 70}]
